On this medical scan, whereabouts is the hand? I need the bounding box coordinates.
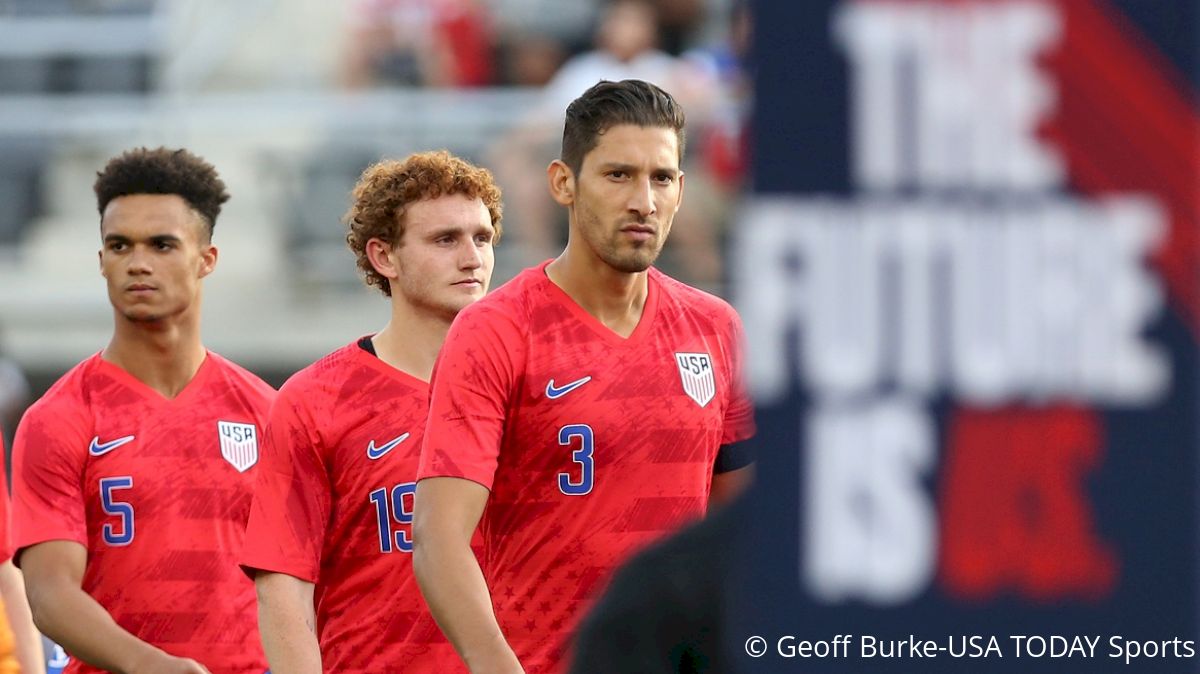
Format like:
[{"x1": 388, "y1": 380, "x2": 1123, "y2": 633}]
[{"x1": 126, "y1": 649, "x2": 212, "y2": 674}]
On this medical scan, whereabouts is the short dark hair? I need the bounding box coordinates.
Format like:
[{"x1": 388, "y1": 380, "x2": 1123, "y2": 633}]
[
  {"x1": 93, "y1": 147, "x2": 230, "y2": 238},
  {"x1": 561, "y1": 79, "x2": 686, "y2": 175}
]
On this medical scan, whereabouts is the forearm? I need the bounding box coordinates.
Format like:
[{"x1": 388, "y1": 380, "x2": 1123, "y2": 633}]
[
  {"x1": 413, "y1": 537, "x2": 521, "y2": 674},
  {"x1": 255, "y1": 573, "x2": 320, "y2": 674},
  {"x1": 0, "y1": 562, "x2": 44, "y2": 674},
  {"x1": 27, "y1": 580, "x2": 161, "y2": 674}
]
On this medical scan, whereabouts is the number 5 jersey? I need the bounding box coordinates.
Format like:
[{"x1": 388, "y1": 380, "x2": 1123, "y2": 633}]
[{"x1": 11, "y1": 352, "x2": 274, "y2": 674}]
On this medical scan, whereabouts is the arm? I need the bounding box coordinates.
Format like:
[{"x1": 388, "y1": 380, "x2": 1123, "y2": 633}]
[
  {"x1": 0, "y1": 560, "x2": 43, "y2": 674},
  {"x1": 254, "y1": 572, "x2": 319, "y2": 674},
  {"x1": 412, "y1": 477, "x2": 522, "y2": 674},
  {"x1": 710, "y1": 463, "x2": 754, "y2": 505},
  {"x1": 21, "y1": 541, "x2": 209, "y2": 674}
]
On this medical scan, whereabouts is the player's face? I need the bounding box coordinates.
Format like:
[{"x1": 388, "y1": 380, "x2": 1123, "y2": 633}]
[
  {"x1": 570, "y1": 124, "x2": 684, "y2": 274},
  {"x1": 392, "y1": 193, "x2": 495, "y2": 319},
  {"x1": 99, "y1": 194, "x2": 216, "y2": 324}
]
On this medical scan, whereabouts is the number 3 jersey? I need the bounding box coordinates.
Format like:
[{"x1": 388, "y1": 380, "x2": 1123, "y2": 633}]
[
  {"x1": 11, "y1": 352, "x2": 274, "y2": 674},
  {"x1": 240, "y1": 341, "x2": 466, "y2": 673},
  {"x1": 419, "y1": 261, "x2": 756, "y2": 673}
]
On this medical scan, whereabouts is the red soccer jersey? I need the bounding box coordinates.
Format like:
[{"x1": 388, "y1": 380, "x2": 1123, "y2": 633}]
[
  {"x1": 241, "y1": 341, "x2": 465, "y2": 673},
  {"x1": 419, "y1": 262, "x2": 756, "y2": 673},
  {"x1": 11, "y1": 352, "x2": 274, "y2": 674}
]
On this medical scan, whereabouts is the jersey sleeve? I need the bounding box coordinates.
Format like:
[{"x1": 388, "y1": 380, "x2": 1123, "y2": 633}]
[
  {"x1": 419, "y1": 302, "x2": 523, "y2": 490},
  {"x1": 11, "y1": 399, "x2": 89, "y2": 561},
  {"x1": 240, "y1": 386, "x2": 331, "y2": 583},
  {"x1": 721, "y1": 309, "x2": 756, "y2": 447}
]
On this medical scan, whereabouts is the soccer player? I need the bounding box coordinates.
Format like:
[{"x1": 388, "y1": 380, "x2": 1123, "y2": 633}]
[
  {"x1": 11, "y1": 147, "x2": 274, "y2": 674},
  {"x1": 240, "y1": 151, "x2": 502, "y2": 673},
  {"x1": 414, "y1": 79, "x2": 756, "y2": 674}
]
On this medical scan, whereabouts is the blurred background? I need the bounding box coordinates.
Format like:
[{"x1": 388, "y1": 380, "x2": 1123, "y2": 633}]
[
  {"x1": 0, "y1": 0, "x2": 1197, "y2": 672},
  {"x1": 0, "y1": 0, "x2": 753, "y2": 440}
]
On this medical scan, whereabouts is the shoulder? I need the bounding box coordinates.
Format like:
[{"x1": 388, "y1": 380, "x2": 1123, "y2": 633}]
[
  {"x1": 205, "y1": 352, "x2": 277, "y2": 403},
  {"x1": 16, "y1": 356, "x2": 99, "y2": 446},
  {"x1": 24, "y1": 356, "x2": 99, "y2": 421},
  {"x1": 275, "y1": 342, "x2": 360, "y2": 403},
  {"x1": 652, "y1": 269, "x2": 741, "y2": 326}
]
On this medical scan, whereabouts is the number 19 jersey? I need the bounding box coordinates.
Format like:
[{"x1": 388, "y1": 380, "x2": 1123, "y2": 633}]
[{"x1": 241, "y1": 341, "x2": 465, "y2": 673}]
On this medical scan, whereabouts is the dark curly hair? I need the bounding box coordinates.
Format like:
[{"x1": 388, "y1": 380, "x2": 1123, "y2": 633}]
[
  {"x1": 561, "y1": 79, "x2": 686, "y2": 175},
  {"x1": 345, "y1": 150, "x2": 503, "y2": 297},
  {"x1": 93, "y1": 147, "x2": 230, "y2": 239}
]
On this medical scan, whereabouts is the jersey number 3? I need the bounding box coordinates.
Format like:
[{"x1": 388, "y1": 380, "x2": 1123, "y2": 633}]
[
  {"x1": 99, "y1": 476, "x2": 135, "y2": 546},
  {"x1": 557, "y1": 424, "x2": 594, "y2": 496}
]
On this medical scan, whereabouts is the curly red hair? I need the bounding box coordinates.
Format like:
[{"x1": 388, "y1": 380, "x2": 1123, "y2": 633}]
[{"x1": 345, "y1": 150, "x2": 503, "y2": 296}]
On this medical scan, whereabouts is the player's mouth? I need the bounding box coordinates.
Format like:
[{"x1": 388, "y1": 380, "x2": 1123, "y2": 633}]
[
  {"x1": 453, "y1": 278, "x2": 483, "y2": 288},
  {"x1": 126, "y1": 283, "x2": 157, "y2": 294},
  {"x1": 620, "y1": 224, "x2": 656, "y2": 242}
]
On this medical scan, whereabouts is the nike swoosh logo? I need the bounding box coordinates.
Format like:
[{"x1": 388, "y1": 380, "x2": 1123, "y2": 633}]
[
  {"x1": 89, "y1": 435, "x2": 136, "y2": 456},
  {"x1": 546, "y1": 376, "x2": 592, "y2": 399},
  {"x1": 367, "y1": 433, "x2": 410, "y2": 460}
]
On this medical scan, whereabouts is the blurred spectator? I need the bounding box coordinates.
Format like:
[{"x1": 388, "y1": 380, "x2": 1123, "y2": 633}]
[
  {"x1": 682, "y1": 0, "x2": 751, "y2": 192},
  {"x1": 649, "y1": 0, "x2": 707, "y2": 55},
  {"x1": 489, "y1": 0, "x2": 727, "y2": 283},
  {"x1": 496, "y1": 31, "x2": 567, "y2": 87},
  {"x1": 341, "y1": 0, "x2": 493, "y2": 88},
  {"x1": 541, "y1": 0, "x2": 679, "y2": 115}
]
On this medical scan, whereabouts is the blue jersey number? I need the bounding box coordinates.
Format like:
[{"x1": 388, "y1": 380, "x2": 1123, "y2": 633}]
[
  {"x1": 369, "y1": 482, "x2": 416, "y2": 553},
  {"x1": 99, "y1": 476, "x2": 134, "y2": 546},
  {"x1": 557, "y1": 424, "x2": 595, "y2": 496}
]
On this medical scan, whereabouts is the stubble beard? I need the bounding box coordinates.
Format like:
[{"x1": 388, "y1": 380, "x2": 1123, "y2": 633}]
[{"x1": 581, "y1": 211, "x2": 666, "y2": 274}]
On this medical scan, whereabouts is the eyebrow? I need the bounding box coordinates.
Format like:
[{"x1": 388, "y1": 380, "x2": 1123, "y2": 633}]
[
  {"x1": 428, "y1": 223, "x2": 494, "y2": 238},
  {"x1": 598, "y1": 162, "x2": 680, "y2": 177},
  {"x1": 104, "y1": 233, "x2": 184, "y2": 245}
]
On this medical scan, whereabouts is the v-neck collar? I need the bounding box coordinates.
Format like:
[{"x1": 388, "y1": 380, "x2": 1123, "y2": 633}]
[
  {"x1": 95, "y1": 349, "x2": 216, "y2": 407},
  {"x1": 536, "y1": 260, "x2": 660, "y2": 347}
]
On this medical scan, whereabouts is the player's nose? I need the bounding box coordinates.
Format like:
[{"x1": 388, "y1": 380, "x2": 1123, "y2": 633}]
[
  {"x1": 626, "y1": 178, "x2": 657, "y2": 218},
  {"x1": 459, "y1": 240, "x2": 484, "y2": 270}
]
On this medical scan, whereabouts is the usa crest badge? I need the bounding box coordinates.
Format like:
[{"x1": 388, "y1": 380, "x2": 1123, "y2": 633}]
[
  {"x1": 217, "y1": 421, "x2": 258, "y2": 472},
  {"x1": 675, "y1": 352, "x2": 716, "y2": 407}
]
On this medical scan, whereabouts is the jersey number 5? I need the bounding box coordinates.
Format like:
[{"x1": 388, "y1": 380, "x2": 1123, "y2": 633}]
[
  {"x1": 557, "y1": 424, "x2": 594, "y2": 496},
  {"x1": 99, "y1": 476, "x2": 134, "y2": 546},
  {"x1": 369, "y1": 482, "x2": 416, "y2": 553}
]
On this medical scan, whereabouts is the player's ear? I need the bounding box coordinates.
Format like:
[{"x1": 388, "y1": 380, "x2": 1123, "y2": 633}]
[
  {"x1": 548, "y1": 160, "x2": 575, "y2": 206},
  {"x1": 365, "y1": 237, "x2": 400, "y2": 282},
  {"x1": 198, "y1": 244, "x2": 218, "y2": 278}
]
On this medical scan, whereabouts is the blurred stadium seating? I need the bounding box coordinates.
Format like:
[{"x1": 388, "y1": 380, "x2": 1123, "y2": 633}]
[{"x1": 0, "y1": 0, "x2": 741, "y2": 389}]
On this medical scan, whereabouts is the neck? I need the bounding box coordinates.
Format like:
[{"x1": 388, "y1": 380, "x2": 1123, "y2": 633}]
[
  {"x1": 371, "y1": 298, "x2": 454, "y2": 383},
  {"x1": 545, "y1": 244, "x2": 649, "y2": 338},
  {"x1": 102, "y1": 311, "x2": 207, "y2": 399}
]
